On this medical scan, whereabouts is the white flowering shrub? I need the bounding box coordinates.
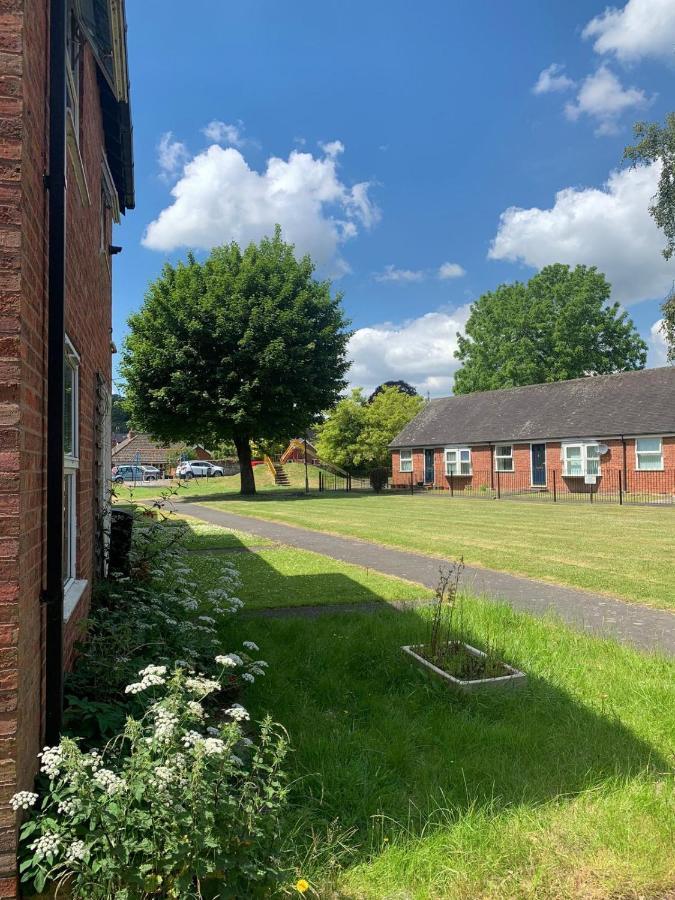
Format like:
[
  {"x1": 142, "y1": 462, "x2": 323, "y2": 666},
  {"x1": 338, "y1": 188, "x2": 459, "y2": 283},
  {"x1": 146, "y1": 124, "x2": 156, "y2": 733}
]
[
  {"x1": 64, "y1": 525, "x2": 247, "y2": 741},
  {"x1": 17, "y1": 664, "x2": 288, "y2": 898}
]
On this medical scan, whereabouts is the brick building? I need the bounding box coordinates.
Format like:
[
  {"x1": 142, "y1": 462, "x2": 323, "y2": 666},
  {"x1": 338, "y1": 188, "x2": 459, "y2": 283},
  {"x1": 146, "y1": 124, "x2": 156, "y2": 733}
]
[
  {"x1": 0, "y1": 0, "x2": 133, "y2": 893},
  {"x1": 390, "y1": 368, "x2": 675, "y2": 498}
]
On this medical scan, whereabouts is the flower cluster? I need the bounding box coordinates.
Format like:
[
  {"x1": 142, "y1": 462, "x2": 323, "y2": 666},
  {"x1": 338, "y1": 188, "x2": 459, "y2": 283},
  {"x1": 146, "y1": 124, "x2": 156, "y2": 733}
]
[
  {"x1": 10, "y1": 791, "x2": 38, "y2": 811},
  {"x1": 125, "y1": 664, "x2": 168, "y2": 695}
]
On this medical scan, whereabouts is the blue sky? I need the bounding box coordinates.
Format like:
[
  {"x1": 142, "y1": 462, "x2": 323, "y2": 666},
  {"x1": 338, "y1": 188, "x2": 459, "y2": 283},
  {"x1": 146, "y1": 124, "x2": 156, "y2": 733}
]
[{"x1": 113, "y1": 0, "x2": 674, "y2": 395}]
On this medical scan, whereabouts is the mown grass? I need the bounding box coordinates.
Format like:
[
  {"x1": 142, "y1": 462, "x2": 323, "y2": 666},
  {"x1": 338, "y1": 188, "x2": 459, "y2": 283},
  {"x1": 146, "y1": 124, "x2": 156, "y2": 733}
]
[
  {"x1": 227, "y1": 600, "x2": 675, "y2": 899},
  {"x1": 176, "y1": 517, "x2": 431, "y2": 609},
  {"x1": 196, "y1": 491, "x2": 675, "y2": 610}
]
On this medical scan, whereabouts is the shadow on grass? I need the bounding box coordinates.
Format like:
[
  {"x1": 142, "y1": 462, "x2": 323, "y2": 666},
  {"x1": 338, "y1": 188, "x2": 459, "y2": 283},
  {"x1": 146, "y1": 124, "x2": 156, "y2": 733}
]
[
  {"x1": 233, "y1": 604, "x2": 670, "y2": 854},
  {"x1": 184, "y1": 488, "x2": 374, "y2": 505}
]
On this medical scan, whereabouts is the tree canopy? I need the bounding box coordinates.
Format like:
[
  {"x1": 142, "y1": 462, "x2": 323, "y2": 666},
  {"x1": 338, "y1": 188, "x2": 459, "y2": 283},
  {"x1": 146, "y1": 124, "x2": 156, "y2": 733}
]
[
  {"x1": 121, "y1": 229, "x2": 351, "y2": 494},
  {"x1": 111, "y1": 394, "x2": 130, "y2": 433},
  {"x1": 624, "y1": 113, "x2": 675, "y2": 260},
  {"x1": 368, "y1": 380, "x2": 418, "y2": 402},
  {"x1": 316, "y1": 385, "x2": 424, "y2": 472},
  {"x1": 453, "y1": 264, "x2": 647, "y2": 394},
  {"x1": 662, "y1": 290, "x2": 675, "y2": 364}
]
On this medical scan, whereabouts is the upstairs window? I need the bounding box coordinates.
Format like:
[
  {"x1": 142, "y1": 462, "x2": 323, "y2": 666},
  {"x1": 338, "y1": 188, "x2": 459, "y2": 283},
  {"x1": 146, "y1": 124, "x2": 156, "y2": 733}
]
[
  {"x1": 635, "y1": 437, "x2": 663, "y2": 471},
  {"x1": 399, "y1": 449, "x2": 413, "y2": 473},
  {"x1": 495, "y1": 445, "x2": 514, "y2": 472},
  {"x1": 445, "y1": 447, "x2": 471, "y2": 476},
  {"x1": 562, "y1": 442, "x2": 600, "y2": 477}
]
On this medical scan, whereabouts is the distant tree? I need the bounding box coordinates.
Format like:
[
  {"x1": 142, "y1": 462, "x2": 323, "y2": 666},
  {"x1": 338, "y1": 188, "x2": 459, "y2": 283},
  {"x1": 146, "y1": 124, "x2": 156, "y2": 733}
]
[
  {"x1": 662, "y1": 290, "x2": 675, "y2": 363},
  {"x1": 121, "y1": 229, "x2": 350, "y2": 495},
  {"x1": 368, "y1": 380, "x2": 418, "y2": 402},
  {"x1": 624, "y1": 113, "x2": 675, "y2": 260},
  {"x1": 111, "y1": 394, "x2": 130, "y2": 433},
  {"x1": 315, "y1": 389, "x2": 369, "y2": 471},
  {"x1": 316, "y1": 385, "x2": 424, "y2": 471},
  {"x1": 361, "y1": 385, "x2": 424, "y2": 466},
  {"x1": 453, "y1": 264, "x2": 647, "y2": 394}
]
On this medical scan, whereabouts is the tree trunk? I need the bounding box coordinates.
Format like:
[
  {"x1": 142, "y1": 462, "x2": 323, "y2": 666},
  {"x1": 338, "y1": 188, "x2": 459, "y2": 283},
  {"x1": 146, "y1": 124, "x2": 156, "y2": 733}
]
[{"x1": 234, "y1": 433, "x2": 256, "y2": 495}]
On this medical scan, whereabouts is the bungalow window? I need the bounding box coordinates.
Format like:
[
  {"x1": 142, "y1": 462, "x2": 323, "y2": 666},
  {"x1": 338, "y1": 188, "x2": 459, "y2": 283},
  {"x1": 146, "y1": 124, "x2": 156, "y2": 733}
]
[
  {"x1": 445, "y1": 447, "x2": 471, "y2": 476},
  {"x1": 635, "y1": 437, "x2": 663, "y2": 471},
  {"x1": 495, "y1": 445, "x2": 514, "y2": 472},
  {"x1": 562, "y1": 442, "x2": 600, "y2": 477},
  {"x1": 399, "y1": 449, "x2": 413, "y2": 473},
  {"x1": 63, "y1": 339, "x2": 80, "y2": 586}
]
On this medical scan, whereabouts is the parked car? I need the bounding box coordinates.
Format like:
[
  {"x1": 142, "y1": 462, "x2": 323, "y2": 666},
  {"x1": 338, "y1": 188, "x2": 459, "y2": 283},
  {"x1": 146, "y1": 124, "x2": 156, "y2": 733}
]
[
  {"x1": 176, "y1": 460, "x2": 224, "y2": 479},
  {"x1": 112, "y1": 464, "x2": 161, "y2": 483}
]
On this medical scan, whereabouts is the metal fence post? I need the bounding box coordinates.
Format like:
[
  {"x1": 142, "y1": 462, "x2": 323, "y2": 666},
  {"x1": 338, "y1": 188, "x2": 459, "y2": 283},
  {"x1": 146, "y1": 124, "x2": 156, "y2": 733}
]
[
  {"x1": 618, "y1": 470, "x2": 623, "y2": 505},
  {"x1": 553, "y1": 469, "x2": 557, "y2": 502},
  {"x1": 410, "y1": 471, "x2": 413, "y2": 496},
  {"x1": 450, "y1": 472, "x2": 454, "y2": 497},
  {"x1": 496, "y1": 470, "x2": 501, "y2": 500}
]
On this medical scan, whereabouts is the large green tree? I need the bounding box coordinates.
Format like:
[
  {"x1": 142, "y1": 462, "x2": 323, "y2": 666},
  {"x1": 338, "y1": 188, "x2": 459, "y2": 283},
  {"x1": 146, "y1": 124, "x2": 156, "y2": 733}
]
[
  {"x1": 453, "y1": 264, "x2": 647, "y2": 394},
  {"x1": 624, "y1": 114, "x2": 675, "y2": 361},
  {"x1": 121, "y1": 230, "x2": 351, "y2": 494},
  {"x1": 662, "y1": 291, "x2": 675, "y2": 364},
  {"x1": 624, "y1": 113, "x2": 675, "y2": 260},
  {"x1": 316, "y1": 385, "x2": 424, "y2": 472}
]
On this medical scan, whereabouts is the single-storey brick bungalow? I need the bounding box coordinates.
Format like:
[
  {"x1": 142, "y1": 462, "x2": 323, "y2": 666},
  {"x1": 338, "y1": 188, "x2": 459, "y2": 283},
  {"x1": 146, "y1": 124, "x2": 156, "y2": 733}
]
[
  {"x1": 389, "y1": 368, "x2": 675, "y2": 496},
  {"x1": 112, "y1": 431, "x2": 213, "y2": 473}
]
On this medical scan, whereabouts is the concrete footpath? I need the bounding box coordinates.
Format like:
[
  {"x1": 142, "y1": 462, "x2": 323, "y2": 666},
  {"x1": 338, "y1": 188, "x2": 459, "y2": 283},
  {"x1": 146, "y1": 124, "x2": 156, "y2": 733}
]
[{"x1": 178, "y1": 502, "x2": 675, "y2": 656}]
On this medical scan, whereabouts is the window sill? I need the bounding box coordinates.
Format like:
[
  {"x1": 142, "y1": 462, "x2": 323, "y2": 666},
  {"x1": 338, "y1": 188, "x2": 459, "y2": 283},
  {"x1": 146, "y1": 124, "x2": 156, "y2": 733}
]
[{"x1": 63, "y1": 579, "x2": 88, "y2": 622}]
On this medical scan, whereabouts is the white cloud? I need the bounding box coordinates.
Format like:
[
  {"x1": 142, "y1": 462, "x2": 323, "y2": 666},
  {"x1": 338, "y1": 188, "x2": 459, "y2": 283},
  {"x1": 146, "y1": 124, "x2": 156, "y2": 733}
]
[
  {"x1": 532, "y1": 63, "x2": 575, "y2": 95},
  {"x1": 489, "y1": 161, "x2": 673, "y2": 304},
  {"x1": 347, "y1": 306, "x2": 471, "y2": 396},
  {"x1": 438, "y1": 262, "x2": 466, "y2": 279},
  {"x1": 374, "y1": 265, "x2": 425, "y2": 283},
  {"x1": 648, "y1": 318, "x2": 669, "y2": 365},
  {"x1": 319, "y1": 140, "x2": 345, "y2": 158},
  {"x1": 157, "y1": 132, "x2": 190, "y2": 179},
  {"x1": 564, "y1": 65, "x2": 650, "y2": 135},
  {"x1": 143, "y1": 143, "x2": 380, "y2": 274},
  {"x1": 202, "y1": 120, "x2": 245, "y2": 147},
  {"x1": 583, "y1": 0, "x2": 675, "y2": 62}
]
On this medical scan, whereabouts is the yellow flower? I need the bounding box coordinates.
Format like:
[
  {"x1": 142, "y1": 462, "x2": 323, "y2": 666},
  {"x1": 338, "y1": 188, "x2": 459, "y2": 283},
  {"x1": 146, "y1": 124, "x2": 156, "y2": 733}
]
[{"x1": 295, "y1": 878, "x2": 310, "y2": 894}]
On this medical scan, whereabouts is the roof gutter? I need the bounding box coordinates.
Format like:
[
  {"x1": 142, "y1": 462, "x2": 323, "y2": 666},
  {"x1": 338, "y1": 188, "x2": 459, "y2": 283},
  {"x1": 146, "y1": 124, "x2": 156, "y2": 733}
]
[{"x1": 43, "y1": 0, "x2": 67, "y2": 745}]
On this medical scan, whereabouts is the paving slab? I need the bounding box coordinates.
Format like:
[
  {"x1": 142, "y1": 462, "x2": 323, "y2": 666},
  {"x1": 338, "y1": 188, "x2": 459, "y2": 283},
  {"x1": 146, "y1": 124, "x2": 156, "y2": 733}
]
[{"x1": 177, "y1": 502, "x2": 675, "y2": 655}]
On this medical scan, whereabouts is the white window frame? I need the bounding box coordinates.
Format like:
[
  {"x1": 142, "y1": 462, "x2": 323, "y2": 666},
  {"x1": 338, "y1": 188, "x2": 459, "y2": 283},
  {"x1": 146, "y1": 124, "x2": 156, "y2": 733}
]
[
  {"x1": 399, "y1": 449, "x2": 413, "y2": 473},
  {"x1": 635, "y1": 436, "x2": 663, "y2": 472},
  {"x1": 445, "y1": 447, "x2": 472, "y2": 476},
  {"x1": 561, "y1": 441, "x2": 601, "y2": 478},
  {"x1": 66, "y1": 11, "x2": 81, "y2": 140},
  {"x1": 64, "y1": 338, "x2": 80, "y2": 589},
  {"x1": 494, "y1": 444, "x2": 514, "y2": 472}
]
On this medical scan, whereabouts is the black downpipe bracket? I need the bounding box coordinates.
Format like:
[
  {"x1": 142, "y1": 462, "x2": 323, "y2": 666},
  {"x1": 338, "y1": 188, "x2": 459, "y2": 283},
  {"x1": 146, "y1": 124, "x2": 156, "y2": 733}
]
[{"x1": 44, "y1": 0, "x2": 67, "y2": 746}]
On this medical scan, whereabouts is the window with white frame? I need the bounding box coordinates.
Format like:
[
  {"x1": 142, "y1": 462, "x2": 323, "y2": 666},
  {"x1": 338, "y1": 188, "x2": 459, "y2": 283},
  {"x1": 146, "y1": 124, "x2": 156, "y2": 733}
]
[
  {"x1": 66, "y1": 11, "x2": 81, "y2": 140},
  {"x1": 495, "y1": 445, "x2": 514, "y2": 472},
  {"x1": 399, "y1": 449, "x2": 413, "y2": 473},
  {"x1": 562, "y1": 442, "x2": 600, "y2": 477},
  {"x1": 63, "y1": 339, "x2": 80, "y2": 585},
  {"x1": 445, "y1": 447, "x2": 472, "y2": 476},
  {"x1": 635, "y1": 437, "x2": 663, "y2": 471}
]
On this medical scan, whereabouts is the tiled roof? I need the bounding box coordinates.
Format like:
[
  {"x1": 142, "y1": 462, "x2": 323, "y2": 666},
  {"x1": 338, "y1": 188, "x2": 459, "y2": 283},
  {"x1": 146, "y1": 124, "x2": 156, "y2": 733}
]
[
  {"x1": 111, "y1": 433, "x2": 204, "y2": 465},
  {"x1": 390, "y1": 367, "x2": 675, "y2": 448}
]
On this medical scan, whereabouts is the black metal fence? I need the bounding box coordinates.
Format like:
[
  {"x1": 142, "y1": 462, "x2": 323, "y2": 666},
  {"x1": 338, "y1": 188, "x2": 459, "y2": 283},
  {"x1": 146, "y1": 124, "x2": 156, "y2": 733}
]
[{"x1": 392, "y1": 468, "x2": 675, "y2": 506}]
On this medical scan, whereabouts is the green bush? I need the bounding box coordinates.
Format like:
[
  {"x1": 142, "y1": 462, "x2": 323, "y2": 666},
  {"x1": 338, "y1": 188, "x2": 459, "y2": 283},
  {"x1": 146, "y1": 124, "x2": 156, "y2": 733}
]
[
  {"x1": 16, "y1": 665, "x2": 288, "y2": 898},
  {"x1": 369, "y1": 467, "x2": 389, "y2": 493}
]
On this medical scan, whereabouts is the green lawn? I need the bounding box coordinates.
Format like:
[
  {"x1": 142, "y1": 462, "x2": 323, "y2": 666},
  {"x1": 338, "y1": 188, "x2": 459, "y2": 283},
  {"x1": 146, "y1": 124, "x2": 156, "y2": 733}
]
[
  {"x1": 174, "y1": 517, "x2": 432, "y2": 609},
  {"x1": 195, "y1": 491, "x2": 675, "y2": 610},
  {"x1": 228, "y1": 600, "x2": 675, "y2": 899}
]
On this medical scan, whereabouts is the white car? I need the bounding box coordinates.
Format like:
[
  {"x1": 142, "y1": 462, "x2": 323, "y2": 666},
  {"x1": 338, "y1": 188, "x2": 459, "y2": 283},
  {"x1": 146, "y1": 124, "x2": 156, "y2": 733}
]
[{"x1": 177, "y1": 460, "x2": 224, "y2": 479}]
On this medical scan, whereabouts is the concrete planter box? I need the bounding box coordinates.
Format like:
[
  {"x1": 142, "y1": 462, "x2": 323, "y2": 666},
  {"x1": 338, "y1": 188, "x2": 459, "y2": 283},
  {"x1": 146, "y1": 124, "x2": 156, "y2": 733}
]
[{"x1": 402, "y1": 642, "x2": 527, "y2": 694}]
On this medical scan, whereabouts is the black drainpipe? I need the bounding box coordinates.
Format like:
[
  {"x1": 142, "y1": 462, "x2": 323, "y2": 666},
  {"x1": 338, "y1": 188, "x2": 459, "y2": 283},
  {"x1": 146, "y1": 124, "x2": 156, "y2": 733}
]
[{"x1": 43, "y1": 0, "x2": 67, "y2": 746}]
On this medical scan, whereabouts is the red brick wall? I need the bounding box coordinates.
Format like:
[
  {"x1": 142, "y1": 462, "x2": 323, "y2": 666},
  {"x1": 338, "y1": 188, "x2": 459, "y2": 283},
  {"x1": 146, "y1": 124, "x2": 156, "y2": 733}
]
[{"x1": 0, "y1": 2, "x2": 116, "y2": 892}]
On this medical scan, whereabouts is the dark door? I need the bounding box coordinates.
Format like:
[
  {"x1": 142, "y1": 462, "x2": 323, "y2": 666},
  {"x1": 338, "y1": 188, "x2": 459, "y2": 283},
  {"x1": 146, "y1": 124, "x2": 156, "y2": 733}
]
[
  {"x1": 424, "y1": 449, "x2": 435, "y2": 484},
  {"x1": 531, "y1": 443, "x2": 546, "y2": 486}
]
